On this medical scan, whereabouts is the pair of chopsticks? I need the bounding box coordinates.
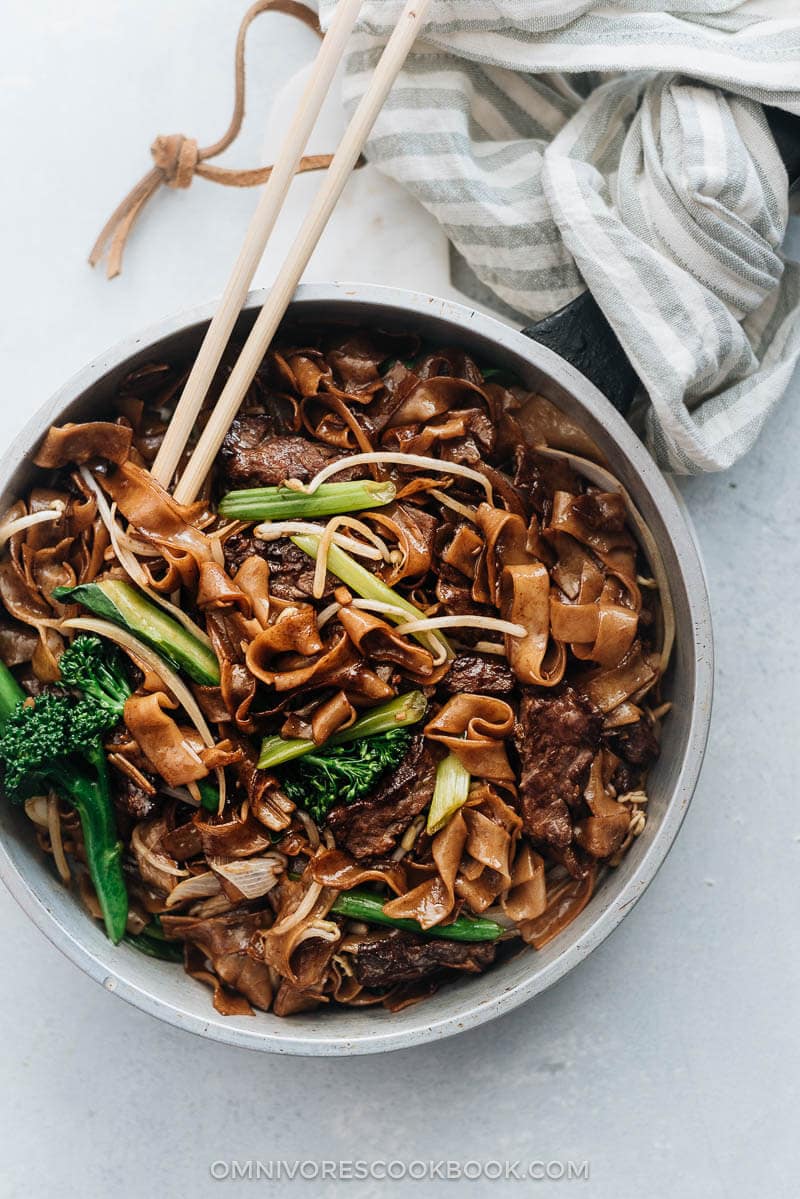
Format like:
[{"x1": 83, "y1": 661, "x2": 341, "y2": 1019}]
[{"x1": 152, "y1": 0, "x2": 431, "y2": 506}]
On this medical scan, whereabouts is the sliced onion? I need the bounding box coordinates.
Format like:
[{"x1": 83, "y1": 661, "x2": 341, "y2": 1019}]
[
  {"x1": 270, "y1": 880, "x2": 324, "y2": 936},
  {"x1": 165, "y1": 871, "x2": 222, "y2": 908},
  {"x1": 209, "y1": 852, "x2": 287, "y2": 900},
  {"x1": 47, "y1": 792, "x2": 71, "y2": 883},
  {"x1": 23, "y1": 795, "x2": 50, "y2": 829},
  {"x1": 295, "y1": 810, "x2": 321, "y2": 849},
  {"x1": 131, "y1": 822, "x2": 189, "y2": 879},
  {"x1": 315, "y1": 600, "x2": 341, "y2": 629}
]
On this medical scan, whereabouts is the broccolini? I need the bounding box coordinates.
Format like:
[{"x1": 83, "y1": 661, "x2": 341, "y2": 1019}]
[{"x1": 0, "y1": 637, "x2": 131, "y2": 942}]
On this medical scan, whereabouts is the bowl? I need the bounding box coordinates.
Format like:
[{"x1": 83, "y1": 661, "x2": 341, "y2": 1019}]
[{"x1": 0, "y1": 282, "x2": 713, "y2": 1055}]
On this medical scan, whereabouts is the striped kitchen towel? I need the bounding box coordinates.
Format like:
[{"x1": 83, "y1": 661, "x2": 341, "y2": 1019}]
[{"x1": 319, "y1": 0, "x2": 800, "y2": 472}]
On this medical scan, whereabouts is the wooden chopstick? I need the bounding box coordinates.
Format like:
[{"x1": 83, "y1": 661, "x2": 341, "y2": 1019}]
[
  {"x1": 172, "y1": 0, "x2": 432, "y2": 507},
  {"x1": 151, "y1": 0, "x2": 366, "y2": 490}
]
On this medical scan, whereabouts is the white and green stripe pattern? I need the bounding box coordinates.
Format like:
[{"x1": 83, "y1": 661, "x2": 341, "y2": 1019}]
[{"x1": 319, "y1": 1, "x2": 800, "y2": 472}]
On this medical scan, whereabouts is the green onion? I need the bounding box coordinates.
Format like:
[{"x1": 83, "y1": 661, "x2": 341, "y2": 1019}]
[
  {"x1": 258, "y1": 691, "x2": 426, "y2": 771},
  {"x1": 123, "y1": 931, "x2": 184, "y2": 962},
  {"x1": 329, "y1": 888, "x2": 504, "y2": 942},
  {"x1": 291, "y1": 534, "x2": 453, "y2": 658},
  {"x1": 285, "y1": 871, "x2": 504, "y2": 941},
  {"x1": 426, "y1": 753, "x2": 471, "y2": 835},
  {"x1": 218, "y1": 480, "x2": 396, "y2": 521},
  {"x1": 478, "y1": 364, "x2": 516, "y2": 385},
  {"x1": 0, "y1": 659, "x2": 24, "y2": 724},
  {"x1": 54, "y1": 579, "x2": 220, "y2": 686},
  {"x1": 197, "y1": 779, "x2": 219, "y2": 812}
]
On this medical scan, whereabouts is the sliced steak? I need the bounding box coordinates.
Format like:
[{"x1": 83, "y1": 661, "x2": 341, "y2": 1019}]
[
  {"x1": 515, "y1": 685, "x2": 602, "y2": 851},
  {"x1": 354, "y1": 929, "x2": 496, "y2": 989},
  {"x1": 607, "y1": 717, "x2": 660, "y2": 795},
  {"x1": 611, "y1": 718, "x2": 660, "y2": 767},
  {"x1": 223, "y1": 532, "x2": 337, "y2": 601},
  {"x1": 220, "y1": 419, "x2": 351, "y2": 488},
  {"x1": 441, "y1": 652, "x2": 515, "y2": 696},
  {"x1": 326, "y1": 734, "x2": 436, "y2": 860},
  {"x1": 111, "y1": 772, "x2": 158, "y2": 821}
]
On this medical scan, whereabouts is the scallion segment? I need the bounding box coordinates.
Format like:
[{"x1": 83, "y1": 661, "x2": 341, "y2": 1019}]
[
  {"x1": 426, "y1": 753, "x2": 471, "y2": 835},
  {"x1": 218, "y1": 480, "x2": 396, "y2": 521},
  {"x1": 329, "y1": 889, "x2": 504, "y2": 942},
  {"x1": 258, "y1": 691, "x2": 426, "y2": 771},
  {"x1": 291, "y1": 534, "x2": 453, "y2": 658},
  {"x1": 285, "y1": 871, "x2": 505, "y2": 942},
  {"x1": 124, "y1": 927, "x2": 184, "y2": 962}
]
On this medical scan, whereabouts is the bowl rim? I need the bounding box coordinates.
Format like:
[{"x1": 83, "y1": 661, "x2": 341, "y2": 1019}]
[{"x1": 0, "y1": 281, "x2": 713, "y2": 1055}]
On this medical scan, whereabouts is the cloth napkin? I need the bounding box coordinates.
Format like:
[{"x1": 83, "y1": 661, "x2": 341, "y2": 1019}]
[{"x1": 319, "y1": 0, "x2": 800, "y2": 472}]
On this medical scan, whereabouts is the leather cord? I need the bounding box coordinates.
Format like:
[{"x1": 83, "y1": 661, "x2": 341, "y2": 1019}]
[{"x1": 89, "y1": 0, "x2": 333, "y2": 279}]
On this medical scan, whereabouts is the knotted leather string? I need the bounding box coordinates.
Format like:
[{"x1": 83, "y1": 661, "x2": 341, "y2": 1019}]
[{"x1": 90, "y1": 0, "x2": 335, "y2": 279}]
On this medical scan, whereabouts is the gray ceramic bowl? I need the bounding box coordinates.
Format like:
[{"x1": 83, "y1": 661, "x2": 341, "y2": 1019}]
[{"x1": 0, "y1": 283, "x2": 713, "y2": 1055}]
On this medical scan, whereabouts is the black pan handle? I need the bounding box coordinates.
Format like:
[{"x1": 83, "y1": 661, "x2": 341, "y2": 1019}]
[{"x1": 522, "y1": 104, "x2": 800, "y2": 415}]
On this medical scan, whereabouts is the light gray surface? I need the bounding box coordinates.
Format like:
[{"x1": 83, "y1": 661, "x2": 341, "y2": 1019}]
[{"x1": 1, "y1": 3, "x2": 798, "y2": 1197}]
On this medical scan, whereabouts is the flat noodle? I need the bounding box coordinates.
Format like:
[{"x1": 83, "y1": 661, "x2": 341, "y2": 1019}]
[
  {"x1": 363, "y1": 503, "x2": 436, "y2": 585},
  {"x1": 455, "y1": 786, "x2": 522, "y2": 913},
  {"x1": 34, "y1": 422, "x2": 132, "y2": 468},
  {"x1": 498, "y1": 564, "x2": 566, "y2": 686},
  {"x1": 534, "y1": 445, "x2": 674, "y2": 673},
  {"x1": 309, "y1": 848, "x2": 408, "y2": 895},
  {"x1": 310, "y1": 691, "x2": 356, "y2": 744},
  {"x1": 550, "y1": 593, "x2": 638, "y2": 667},
  {"x1": 251, "y1": 873, "x2": 340, "y2": 989},
  {"x1": 100, "y1": 459, "x2": 219, "y2": 570},
  {"x1": 502, "y1": 842, "x2": 547, "y2": 923},
  {"x1": 581, "y1": 642, "x2": 659, "y2": 713},
  {"x1": 162, "y1": 912, "x2": 274, "y2": 1012},
  {"x1": 382, "y1": 812, "x2": 467, "y2": 930},
  {"x1": 337, "y1": 605, "x2": 436, "y2": 681},
  {"x1": 424, "y1": 694, "x2": 515, "y2": 782},
  {"x1": 474, "y1": 502, "x2": 531, "y2": 598},
  {"x1": 124, "y1": 692, "x2": 210, "y2": 787}
]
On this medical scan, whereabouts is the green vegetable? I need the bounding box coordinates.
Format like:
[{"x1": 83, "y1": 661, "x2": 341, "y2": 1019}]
[
  {"x1": 279, "y1": 728, "x2": 411, "y2": 824},
  {"x1": 0, "y1": 662, "x2": 24, "y2": 725},
  {"x1": 0, "y1": 657, "x2": 128, "y2": 943},
  {"x1": 124, "y1": 922, "x2": 184, "y2": 962},
  {"x1": 53, "y1": 579, "x2": 220, "y2": 686},
  {"x1": 197, "y1": 778, "x2": 220, "y2": 812},
  {"x1": 58, "y1": 634, "x2": 132, "y2": 720},
  {"x1": 329, "y1": 887, "x2": 504, "y2": 943},
  {"x1": 218, "y1": 479, "x2": 396, "y2": 521},
  {"x1": 426, "y1": 752, "x2": 471, "y2": 835},
  {"x1": 478, "y1": 364, "x2": 516, "y2": 385},
  {"x1": 291, "y1": 534, "x2": 453, "y2": 657},
  {"x1": 379, "y1": 356, "x2": 419, "y2": 374},
  {"x1": 258, "y1": 691, "x2": 427, "y2": 771}
]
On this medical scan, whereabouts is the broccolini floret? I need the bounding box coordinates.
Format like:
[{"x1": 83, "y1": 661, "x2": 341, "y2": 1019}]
[
  {"x1": 278, "y1": 728, "x2": 412, "y2": 824},
  {"x1": 58, "y1": 634, "x2": 131, "y2": 720},
  {"x1": 0, "y1": 692, "x2": 113, "y2": 797}
]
